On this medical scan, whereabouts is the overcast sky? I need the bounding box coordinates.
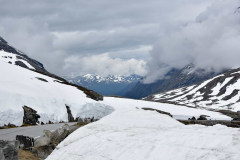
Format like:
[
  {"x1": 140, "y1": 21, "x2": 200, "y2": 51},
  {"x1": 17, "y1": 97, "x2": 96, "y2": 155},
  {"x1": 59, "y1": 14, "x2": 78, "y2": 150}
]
[{"x1": 0, "y1": 0, "x2": 239, "y2": 82}]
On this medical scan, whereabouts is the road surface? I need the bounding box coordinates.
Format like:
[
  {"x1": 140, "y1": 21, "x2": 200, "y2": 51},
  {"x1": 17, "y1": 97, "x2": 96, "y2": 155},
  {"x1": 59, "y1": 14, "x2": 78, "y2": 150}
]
[{"x1": 0, "y1": 123, "x2": 76, "y2": 140}]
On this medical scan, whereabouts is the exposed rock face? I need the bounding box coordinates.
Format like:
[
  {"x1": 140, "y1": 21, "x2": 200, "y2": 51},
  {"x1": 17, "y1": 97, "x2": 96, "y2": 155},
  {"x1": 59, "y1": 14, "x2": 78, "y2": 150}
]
[
  {"x1": 22, "y1": 106, "x2": 40, "y2": 125},
  {"x1": 0, "y1": 140, "x2": 19, "y2": 160},
  {"x1": 66, "y1": 105, "x2": 74, "y2": 122}
]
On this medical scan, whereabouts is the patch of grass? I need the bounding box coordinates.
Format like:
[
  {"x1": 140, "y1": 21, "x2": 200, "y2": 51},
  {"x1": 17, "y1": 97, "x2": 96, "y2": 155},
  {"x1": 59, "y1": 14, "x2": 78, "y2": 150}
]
[
  {"x1": 18, "y1": 149, "x2": 38, "y2": 160},
  {"x1": 73, "y1": 122, "x2": 89, "y2": 127},
  {"x1": 0, "y1": 124, "x2": 17, "y2": 129}
]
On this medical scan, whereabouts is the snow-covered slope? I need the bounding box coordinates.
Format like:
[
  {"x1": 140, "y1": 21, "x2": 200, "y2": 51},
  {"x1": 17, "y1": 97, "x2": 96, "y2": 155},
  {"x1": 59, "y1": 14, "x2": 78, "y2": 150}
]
[
  {"x1": 0, "y1": 36, "x2": 46, "y2": 72},
  {"x1": 146, "y1": 68, "x2": 240, "y2": 111},
  {"x1": 66, "y1": 74, "x2": 142, "y2": 96},
  {"x1": 0, "y1": 58, "x2": 230, "y2": 126},
  {"x1": 47, "y1": 97, "x2": 239, "y2": 160},
  {"x1": 125, "y1": 64, "x2": 222, "y2": 99},
  {"x1": 0, "y1": 60, "x2": 104, "y2": 126}
]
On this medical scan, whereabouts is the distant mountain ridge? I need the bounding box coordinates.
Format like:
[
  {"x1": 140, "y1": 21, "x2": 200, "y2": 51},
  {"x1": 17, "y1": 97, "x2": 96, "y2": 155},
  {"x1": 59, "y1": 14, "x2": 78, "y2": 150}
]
[
  {"x1": 125, "y1": 64, "x2": 224, "y2": 99},
  {"x1": 65, "y1": 74, "x2": 142, "y2": 96},
  {"x1": 144, "y1": 68, "x2": 240, "y2": 112}
]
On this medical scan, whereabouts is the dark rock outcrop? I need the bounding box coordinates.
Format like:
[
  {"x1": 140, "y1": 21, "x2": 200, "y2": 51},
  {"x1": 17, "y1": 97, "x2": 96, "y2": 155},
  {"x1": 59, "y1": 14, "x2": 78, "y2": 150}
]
[
  {"x1": 142, "y1": 108, "x2": 172, "y2": 117},
  {"x1": 22, "y1": 106, "x2": 40, "y2": 125},
  {"x1": 0, "y1": 140, "x2": 19, "y2": 160},
  {"x1": 65, "y1": 105, "x2": 74, "y2": 122},
  {"x1": 16, "y1": 135, "x2": 34, "y2": 149},
  {"x1": 197, "y1": 115, "x2": 208, "y2": 120}
]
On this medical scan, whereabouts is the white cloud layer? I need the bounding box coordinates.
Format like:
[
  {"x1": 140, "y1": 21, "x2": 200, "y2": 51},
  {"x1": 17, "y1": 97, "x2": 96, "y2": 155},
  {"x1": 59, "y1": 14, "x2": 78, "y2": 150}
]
[
  {"x1": 144, "y1": 0, "x2": 240, "y2": 83},
  {"x1": 0, "y1": 0, "x2": 212, "y2": 77},
  {"x1": 63, "y1": 53, "x2": 147, "y2": 76}
]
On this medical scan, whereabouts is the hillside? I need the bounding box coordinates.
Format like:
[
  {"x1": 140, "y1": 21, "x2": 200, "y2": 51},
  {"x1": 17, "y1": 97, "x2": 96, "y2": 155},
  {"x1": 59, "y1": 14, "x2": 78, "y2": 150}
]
[
  {"x1": 145, "y1": 68, "x2": 240, "y2": 112},
  {"x1": 125, "y1": 64, "x2": 222, "y2": 99},
  {"x1": 0, "y1": 36, "x2": 103, "y2": 126}
]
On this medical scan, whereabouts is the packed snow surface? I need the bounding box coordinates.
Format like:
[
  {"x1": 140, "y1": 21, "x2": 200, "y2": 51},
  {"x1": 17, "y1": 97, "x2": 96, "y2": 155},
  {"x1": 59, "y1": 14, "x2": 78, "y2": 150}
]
[{"x1": 47, "y1": 97, "x2": 240, "y2": 160}]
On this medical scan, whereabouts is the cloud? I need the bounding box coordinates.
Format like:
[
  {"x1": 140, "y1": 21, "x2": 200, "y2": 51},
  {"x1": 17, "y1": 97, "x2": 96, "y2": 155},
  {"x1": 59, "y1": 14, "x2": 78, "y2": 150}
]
[
  {"x1": 144, "y1": 0, "x2": 240, "y2": 83},
  {"x1": 63, "y1": 53, "x2": 147, "y2": 76},
  {"x1": 0, "y1": 0, "x2": 213, "y2": 77}
]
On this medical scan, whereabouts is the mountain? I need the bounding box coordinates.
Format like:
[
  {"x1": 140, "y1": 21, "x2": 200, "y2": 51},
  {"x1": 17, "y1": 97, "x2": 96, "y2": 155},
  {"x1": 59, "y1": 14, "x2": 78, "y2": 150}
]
[
  {"x1": 0, "y1": 36, "x2": 103, "y2": 126},
  {"x1": 145, "y1": 68, "x2": 240, "y2": 112},
  {"x1": 65, "y1": 74, "x2": 142, "y2": 96},
  {"x1": 125, "y1": 64, "x2": 223, "y2": 99}
]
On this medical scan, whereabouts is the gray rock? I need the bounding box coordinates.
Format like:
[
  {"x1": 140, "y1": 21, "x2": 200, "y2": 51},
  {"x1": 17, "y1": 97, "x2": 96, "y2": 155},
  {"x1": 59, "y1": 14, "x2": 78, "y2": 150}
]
[
  {"x1": 77, "y1": 117, "x2": 84, "y2": 123},
  {"x1": 34, "y1": 145, "x2": 53, "y2": 159},
  {"x1": 34, "y1": 130, "x2": 52, "y2": 148},
  {"x1": 0, "y1": 149, "x2": 5, "y2": 160},
  {"x1": 22, "y1": 106, "x2": 40, "y2": 125},
  {"x1": 0, "y1": 140, "x2": 19, "y2": 160},
  {"x1": 51, "y1": 124, "x2": 70, "y2": 146}
]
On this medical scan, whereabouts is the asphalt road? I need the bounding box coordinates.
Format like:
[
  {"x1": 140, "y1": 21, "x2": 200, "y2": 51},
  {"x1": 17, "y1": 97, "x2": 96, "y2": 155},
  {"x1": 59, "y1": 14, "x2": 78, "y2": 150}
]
[{"x1": 0, "y1": 122, "x2": 76, "y2": 141}]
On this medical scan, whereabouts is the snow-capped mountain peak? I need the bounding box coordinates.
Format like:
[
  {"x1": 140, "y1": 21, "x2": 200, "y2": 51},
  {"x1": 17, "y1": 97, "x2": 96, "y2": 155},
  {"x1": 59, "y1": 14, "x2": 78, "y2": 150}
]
[
  {"x1": 65, "y1": 74, "x2": 143, "y2": 96},
  {"x1": 68, "y1": 74, "x2": 142, "y2": 84}
]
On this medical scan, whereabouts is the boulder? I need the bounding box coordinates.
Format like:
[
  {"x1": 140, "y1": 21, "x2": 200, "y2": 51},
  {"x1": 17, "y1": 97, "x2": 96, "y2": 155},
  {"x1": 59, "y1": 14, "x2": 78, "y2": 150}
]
[
  {"x1": 65, "y1": 105, "x2": 74, "y2": 122},
  {"x1": 34, "y1": 130, "x2": 51, "y2": 148},
  {"x1": 16, "y1": 135, "x2": 34, "y2": 149},
  {"x1": 51, "y1": 124, "x2": 70, "y2": 146},
  {"x1": 197, "y1": 115, "x2": 208, "y2": 120},
  {"x1": 22, "y1": 106, "x2": 40, "y2": 125},
  {"x1": 0, "y1": 140, "x2": 19, "y2": 160},
  {"x1": 0, "y1": 149, "x2": 5, "y2": 160},
  {"x1": 188, "y1": 116, "x2": 196, "y2": 120},
  {"x1": 34, "y1": 145, "x2": 53, "y2": 159}
]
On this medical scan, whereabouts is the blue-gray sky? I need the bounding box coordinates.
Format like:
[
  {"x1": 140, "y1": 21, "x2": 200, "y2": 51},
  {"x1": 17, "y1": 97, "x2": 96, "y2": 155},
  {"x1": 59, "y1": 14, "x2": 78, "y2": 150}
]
[{"x1": 1, "y1": 0, "x2": 239, "y2": 82}]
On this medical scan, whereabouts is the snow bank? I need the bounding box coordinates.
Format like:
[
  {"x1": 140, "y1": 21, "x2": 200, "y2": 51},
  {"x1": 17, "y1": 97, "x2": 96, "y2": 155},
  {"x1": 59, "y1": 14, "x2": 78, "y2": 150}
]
[
  {"x1": 0, "y1": 61, "x2": 97, "y2": 126},
  {"x1": 47, "y1": 105, "x2": 240, "y2": 160},
  {"x1": 75, "y1": 103, "x2": 114, "y2": 120}
]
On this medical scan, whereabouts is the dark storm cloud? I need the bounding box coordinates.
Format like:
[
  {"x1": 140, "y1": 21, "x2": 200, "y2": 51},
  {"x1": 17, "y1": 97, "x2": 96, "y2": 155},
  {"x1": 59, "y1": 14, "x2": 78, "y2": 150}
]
[{"x1": 0, "y1": 0, "x2": 212, "y2": 76}]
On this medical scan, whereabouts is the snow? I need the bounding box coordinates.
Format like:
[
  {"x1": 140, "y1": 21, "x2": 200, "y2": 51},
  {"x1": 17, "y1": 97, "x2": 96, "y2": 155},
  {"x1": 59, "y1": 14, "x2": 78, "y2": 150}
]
[
  {"x1": 0, "y1": 60, "x2": 96, "y2": 126},
  {"x1": 150, "y1": 70, "x2": 240, "y2": 111},
  {"x1": 0, "y1": 53, "x2": 239, "y2": 159},
  {"x1": 47, "y1": 99, "x2": 240, "y2": 160},
  {"x1": 0, "y1": 58, "x2": 231, "y2": 126},
  {"x1": 0, "y1": 50, "x2": 35, "y2": 69}
]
